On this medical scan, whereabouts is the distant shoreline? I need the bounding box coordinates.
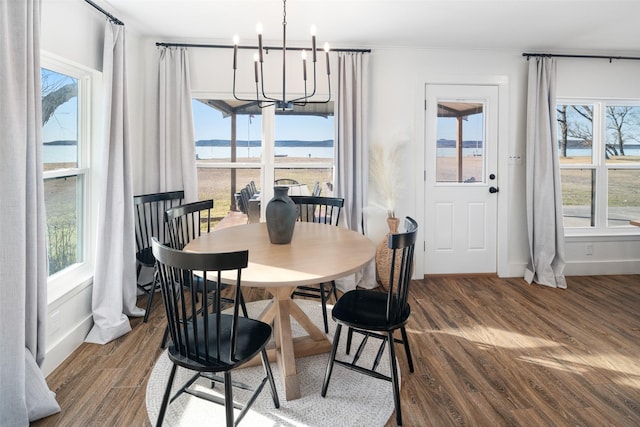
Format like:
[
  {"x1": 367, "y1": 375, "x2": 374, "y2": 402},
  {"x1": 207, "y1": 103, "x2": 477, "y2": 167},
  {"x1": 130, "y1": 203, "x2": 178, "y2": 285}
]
[{"x1": 43, "y1": 139, "x2": 335, "y2": 147}]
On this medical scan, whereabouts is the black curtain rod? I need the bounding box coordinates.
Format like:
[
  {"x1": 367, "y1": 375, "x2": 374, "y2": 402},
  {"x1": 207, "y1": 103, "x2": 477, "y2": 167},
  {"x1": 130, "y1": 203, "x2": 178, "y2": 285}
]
[
  {"x1": 156, "y1": 42, "x2": 371, "y2": 53},
  {"x1": 84, "y1": 0, "x2": 124, "y2": 26},
  {"x1": 523, "y1": 52, "x2": 640, "y2": 62}
]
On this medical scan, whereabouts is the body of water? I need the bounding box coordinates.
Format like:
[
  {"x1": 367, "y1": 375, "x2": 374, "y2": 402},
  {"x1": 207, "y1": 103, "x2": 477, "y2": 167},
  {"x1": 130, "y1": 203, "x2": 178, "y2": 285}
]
[
  {"x1": 43, "y1": 144, "x2": 334, "y2": 163},
  {"x1": 196, "y1": 145, "x2": 334, "y2": 159},
  {"x1": 437, "y1": 147, "x2": 640, "y2": 158},
  {"x1": 41, "y1": 145, "x2": 640, "y2": 164}
]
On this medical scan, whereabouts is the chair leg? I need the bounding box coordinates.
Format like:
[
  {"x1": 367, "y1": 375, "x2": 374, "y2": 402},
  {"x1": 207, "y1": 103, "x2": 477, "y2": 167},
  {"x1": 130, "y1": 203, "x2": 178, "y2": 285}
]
[
  {"x1": 156, "y1": 363, "x2": 177, "y2": 427},
  {"x1": 144, "y1": 270, "x2": 158, "y2": 323},
  {"x1": 160, "y1": 326, "x2": 169, "y2": 349},
  {"x1": 387, "y1": 331, "x2": 403, "y2": 426},
  {"x1": 319, "y1": 283, "x2": 329, "y2": 333},
  {"x1": 321, "y1": 324, "x2": 342, "y2": 397},
  {"x1": 330, "y1": 280, "x2": 338, "y2": 302},
  {"x1": 346, "y1": 327, "x2": 354, "y2": 354},
  {"x1": 261, "y1": 349, "x2": 280, "y2": 408},
  {"x1": 224, "y1": 371, "x2": 234, "y2": 427},
  {"x1": 239, "y1": 290, "x2": 249, "y2": 317},
  {"x1": 400, "y1": 326, "x2": 414, "y2": 373}
]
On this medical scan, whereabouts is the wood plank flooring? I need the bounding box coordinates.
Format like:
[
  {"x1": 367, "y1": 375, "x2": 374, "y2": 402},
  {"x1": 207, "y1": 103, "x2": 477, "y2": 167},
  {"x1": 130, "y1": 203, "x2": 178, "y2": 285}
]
[{"x1": 32, "y1": 275, "x2": 640, "y2": 426}]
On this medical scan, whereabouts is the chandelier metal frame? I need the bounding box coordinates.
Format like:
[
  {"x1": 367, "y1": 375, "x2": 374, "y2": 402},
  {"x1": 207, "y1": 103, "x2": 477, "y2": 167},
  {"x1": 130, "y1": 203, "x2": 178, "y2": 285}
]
[{"x1": 232, "y1": 0, "x2": 331, "y2": 111}]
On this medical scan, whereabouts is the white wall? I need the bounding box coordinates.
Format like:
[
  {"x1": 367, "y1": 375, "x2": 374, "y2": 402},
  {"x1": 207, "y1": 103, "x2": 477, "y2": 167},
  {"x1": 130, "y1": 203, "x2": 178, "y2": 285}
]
[
  {"x1": 138, "y1": 43, "x2": 640, "y2": 278},
  {"x1": 39, "y1": 0, "x2": 640, "y2": 374}
]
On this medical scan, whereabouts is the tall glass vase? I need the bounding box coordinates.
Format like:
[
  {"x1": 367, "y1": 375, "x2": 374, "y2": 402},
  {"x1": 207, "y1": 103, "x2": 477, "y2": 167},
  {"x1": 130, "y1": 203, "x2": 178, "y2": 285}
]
[{"x1": 265, "y1": 186, "x2": 297, "y2": 244}]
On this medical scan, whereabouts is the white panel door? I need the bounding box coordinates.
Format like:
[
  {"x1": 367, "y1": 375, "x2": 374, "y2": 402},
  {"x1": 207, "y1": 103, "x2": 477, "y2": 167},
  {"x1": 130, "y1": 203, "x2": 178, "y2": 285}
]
[{"x1": 424, "y1": 84, "x2": 499, "y2": 274}]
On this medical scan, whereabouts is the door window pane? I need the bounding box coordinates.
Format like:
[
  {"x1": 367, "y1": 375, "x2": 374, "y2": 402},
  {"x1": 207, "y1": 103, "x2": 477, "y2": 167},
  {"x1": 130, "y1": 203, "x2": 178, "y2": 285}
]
[{"x1": 436, "y1": 102, "x2": 484, "y2": 183}]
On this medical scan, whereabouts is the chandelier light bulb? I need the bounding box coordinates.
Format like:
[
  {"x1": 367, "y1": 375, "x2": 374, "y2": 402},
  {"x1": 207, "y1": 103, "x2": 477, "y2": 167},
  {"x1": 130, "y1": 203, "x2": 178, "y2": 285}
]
[
  {"x1": 310, "y1": 25, "x2": 317, "y2": 36},
  {"x1": 233, "y1": 34, "x2": 239, "y2": 69},
  {"x1": 256, "y1": 22, "x2": 263, "y2": 35},
  {"x1": 324, "y1": 43, "x2": 331, "y2": 75},
  {"x1": 253, "y1": 53, "x2": 259, "y2": 82},
  {"x1": 302, "y1": 50, "x2": 307, "y2": 81}
]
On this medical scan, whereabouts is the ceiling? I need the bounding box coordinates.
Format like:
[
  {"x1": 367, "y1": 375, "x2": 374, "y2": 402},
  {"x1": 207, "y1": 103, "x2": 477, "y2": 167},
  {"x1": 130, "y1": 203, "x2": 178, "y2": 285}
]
[{"x1": 94, "y1": 0, "x2": 640, "y2": 53}]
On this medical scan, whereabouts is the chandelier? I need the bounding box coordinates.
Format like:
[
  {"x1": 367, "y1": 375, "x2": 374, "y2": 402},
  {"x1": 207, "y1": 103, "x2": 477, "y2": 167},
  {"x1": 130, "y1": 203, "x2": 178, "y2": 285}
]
[{"x1": 232, "y1": 0, "x2": 331, "y2": 111}]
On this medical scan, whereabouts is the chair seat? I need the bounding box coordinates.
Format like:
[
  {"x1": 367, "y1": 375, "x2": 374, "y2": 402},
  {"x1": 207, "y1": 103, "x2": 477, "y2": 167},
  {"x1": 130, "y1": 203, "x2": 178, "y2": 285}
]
[
  {"x1": 167, "y1": 314, "x2": 272, "y2": 372},
  {"x1": 332, "y1": 289, "x2": 411, "y2": 331},
  {"x1": 136, "y1": 247, "x2": 155, "y2": 267}
]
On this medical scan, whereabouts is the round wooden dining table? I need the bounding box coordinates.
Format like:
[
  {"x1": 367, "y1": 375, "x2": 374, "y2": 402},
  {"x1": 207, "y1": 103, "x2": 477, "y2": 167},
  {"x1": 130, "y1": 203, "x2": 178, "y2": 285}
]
[{"x1": 184, "y1": 221, "x2": 376, "y2": 400}]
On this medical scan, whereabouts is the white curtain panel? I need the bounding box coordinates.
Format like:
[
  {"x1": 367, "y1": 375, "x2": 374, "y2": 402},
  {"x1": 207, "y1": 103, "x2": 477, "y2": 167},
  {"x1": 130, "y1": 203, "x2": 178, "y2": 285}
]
[
  {"x1": 0, "y1": 0, "x2": 61, "y2": 422},
  {"x1": 334, "y1": 52, "x2": 375, "y2": 292},
  {"x1": 157, "y1": 47, "x2": 198, "y2": 202},
  {"x1": 524, "y1": 57, "x2": 567, "y2": 289},
  {"x1": 85, "y1": 22, "x2": 144, "y2": 345}
]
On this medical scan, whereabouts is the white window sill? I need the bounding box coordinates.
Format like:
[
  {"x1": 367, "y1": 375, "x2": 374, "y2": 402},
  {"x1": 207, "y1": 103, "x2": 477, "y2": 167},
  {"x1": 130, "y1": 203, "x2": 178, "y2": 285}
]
[{"x1": 47, "y1": 263, "x2": 93, "y2": 306}]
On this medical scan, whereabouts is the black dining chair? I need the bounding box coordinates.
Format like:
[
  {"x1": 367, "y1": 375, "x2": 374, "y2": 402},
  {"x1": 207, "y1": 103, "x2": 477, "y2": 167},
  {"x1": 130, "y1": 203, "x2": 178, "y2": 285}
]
[
  {"x1": 312, "y1": 181, "x2": 321, "y2": 196},
  {"x1": 321, "y1": 217, "x2": 418, "y2": 427},
  {"x1": 164, "y1": 199, "x2": 248, "y2": 316},
  {"x1": 151, "y1": 239, "x2": 279, "y2": 427},
  {"x1": 134, "y1": 190, "x2": 184, "y2": 322},
  {"x1": 289, "y1": 195, "x2": 344, "y2": 333},
  {"x1": 274, "y1": 178, "x2": 299, "y2": 185}
]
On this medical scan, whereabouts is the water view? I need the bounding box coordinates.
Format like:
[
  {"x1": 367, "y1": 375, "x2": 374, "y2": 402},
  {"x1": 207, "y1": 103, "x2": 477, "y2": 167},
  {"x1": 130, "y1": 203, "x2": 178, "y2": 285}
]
[{"x1": 43, "y1": 142, "x2": 335, "y2": 163}]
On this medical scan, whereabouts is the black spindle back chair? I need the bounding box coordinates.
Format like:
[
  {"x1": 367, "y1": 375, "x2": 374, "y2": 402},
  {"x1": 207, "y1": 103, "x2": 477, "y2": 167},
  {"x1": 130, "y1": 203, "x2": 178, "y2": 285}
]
[
  {"x1": 134, "y1": 190, "x2": 184, "y2": 322},
  {"x1": 164, "y1": 200, "x2": 248, "y2": 338},
  {"x1": 151, "y1": 239, "x2": 279, "y2": 427},
  {"x1": 321, "y1": 217, "x2": 418, "y2": 427},
  {"x1": 289, "y1": 196, "x2": 345, "y2": 333}
]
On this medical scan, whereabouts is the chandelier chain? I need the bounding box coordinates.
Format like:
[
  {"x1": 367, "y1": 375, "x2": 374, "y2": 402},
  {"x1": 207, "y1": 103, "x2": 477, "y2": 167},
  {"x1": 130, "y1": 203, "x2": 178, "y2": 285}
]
[{"x1": 283, "y1": 0, "x2": 287, "y2": 26}]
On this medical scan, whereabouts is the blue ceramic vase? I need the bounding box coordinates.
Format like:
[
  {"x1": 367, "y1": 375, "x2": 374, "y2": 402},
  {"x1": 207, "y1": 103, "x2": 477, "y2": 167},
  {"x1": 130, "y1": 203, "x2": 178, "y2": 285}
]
[{"x1": 265, "y1": 186, "x2": 297, "y2": 244}]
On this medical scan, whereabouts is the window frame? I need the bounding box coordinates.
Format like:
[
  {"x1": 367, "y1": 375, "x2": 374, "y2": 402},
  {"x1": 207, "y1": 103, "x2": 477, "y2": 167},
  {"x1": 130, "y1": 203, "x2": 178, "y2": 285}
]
[
  {"x1": 192, "y1": 94, "x2": 335, "y2": 220},
  {"x1": 558, "y1": 98, "x2": 640, "y2": 237},
  {"x1": 41, "y1": 52, "x2": 98, "y2": 303}
]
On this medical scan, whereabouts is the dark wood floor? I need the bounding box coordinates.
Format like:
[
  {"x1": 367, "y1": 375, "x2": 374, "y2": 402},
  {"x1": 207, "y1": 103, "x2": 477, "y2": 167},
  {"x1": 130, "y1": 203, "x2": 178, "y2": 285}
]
[{"x1": 32, "y1": 275, "x2": 640, "y2": 426}]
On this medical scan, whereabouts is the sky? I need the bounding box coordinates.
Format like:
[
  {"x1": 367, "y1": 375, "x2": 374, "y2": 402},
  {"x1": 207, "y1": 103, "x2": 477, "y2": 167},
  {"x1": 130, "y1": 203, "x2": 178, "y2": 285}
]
[
  {"x1": 42, "y1": 69, "x2": 78, "y2": 143},
  {"x1": 437, "y1": 114, "x2": 484, "y2": 142}
]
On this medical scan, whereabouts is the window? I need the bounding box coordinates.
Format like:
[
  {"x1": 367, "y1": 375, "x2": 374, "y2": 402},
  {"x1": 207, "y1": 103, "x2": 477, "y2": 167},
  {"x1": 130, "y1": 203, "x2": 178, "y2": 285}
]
[
  {"x1": 192, "y1": 98, "x2": 334, "y2": 224},
  {"x1": 435, "y1": 101, "x2": 485, "y2": 183},
  {"x1": 557, "y1": 101, "x2": 640, "y2": 233},
  {"x1": 41, "y1": 57, "x2": 92, "y2": 282}
]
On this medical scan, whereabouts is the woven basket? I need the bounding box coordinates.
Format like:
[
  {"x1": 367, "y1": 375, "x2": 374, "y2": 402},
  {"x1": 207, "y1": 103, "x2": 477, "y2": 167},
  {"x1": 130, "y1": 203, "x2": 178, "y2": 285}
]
[{"x1": 375, "y1": 217, "x2": 402, "y2": 290}]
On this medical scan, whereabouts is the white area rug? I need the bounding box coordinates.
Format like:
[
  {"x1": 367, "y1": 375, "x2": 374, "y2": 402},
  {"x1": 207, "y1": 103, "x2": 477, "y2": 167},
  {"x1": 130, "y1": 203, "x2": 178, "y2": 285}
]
[{"x1": 146, "y1": 299, "x2": 397, "y2": 426}]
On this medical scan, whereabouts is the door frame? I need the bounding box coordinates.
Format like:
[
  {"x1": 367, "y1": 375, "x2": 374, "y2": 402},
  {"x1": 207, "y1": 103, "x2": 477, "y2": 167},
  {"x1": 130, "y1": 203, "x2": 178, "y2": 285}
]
[{"x1": 414, "y1": 75, "x2": 510, "y2": 278}]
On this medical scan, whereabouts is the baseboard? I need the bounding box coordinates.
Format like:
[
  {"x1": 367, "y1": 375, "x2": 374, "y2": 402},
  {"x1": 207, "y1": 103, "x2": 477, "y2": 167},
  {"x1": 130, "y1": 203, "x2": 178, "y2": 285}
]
[
  {"x1": 42, "y1": 314, "x2": 93, "y2": 377},
  {"x1": 565, "y1": 259, "x2": 640, "y2": 276}
]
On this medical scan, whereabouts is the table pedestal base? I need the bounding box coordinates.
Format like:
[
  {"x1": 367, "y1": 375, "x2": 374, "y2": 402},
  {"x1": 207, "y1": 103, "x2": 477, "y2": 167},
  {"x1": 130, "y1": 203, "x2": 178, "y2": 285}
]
[{"x1": 242, "y1": 288, "x2": 332, "y2": 400}]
